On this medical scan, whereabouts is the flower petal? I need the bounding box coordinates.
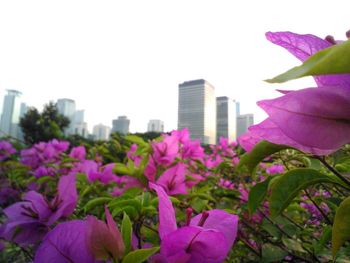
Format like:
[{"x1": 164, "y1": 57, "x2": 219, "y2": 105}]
[
  {"x1": 34, "y1": 220, "x2": 95, "y2": 263},
  {"x1": 258, "y1": 87, "x2": 350, "y2": 151},
  {"x1": 149, "y1": 182, "x2": 177, "y2": 240},
  {"x1": 190, "y1": 209, "x2": 238, "y2": 248},
  {"x1": 266, "y1": 31, "x2": 350, "y2": 88}
]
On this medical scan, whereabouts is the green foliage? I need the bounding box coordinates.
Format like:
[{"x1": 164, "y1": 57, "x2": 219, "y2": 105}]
[
  {"x1": 19, "y1": 102, "x2": 70, "y2": 144},
  {"x1": 122, "y1": 247, "x2": 159, "y2": 263},
  {"x1": 332, "y1": 196, "x2": 350, "y2": 257},
  {"x1": 269, "y1": 168, "x2": 347, "y2": 217},
  {"x1": 237, "y1": 140, "x2": 290, "y2": 175},
  {"x1": 248, "y1": 176, "x2": 273, "y2": 215},
  {"x1": 121, "y1": 212, "x2": 133, "y2": 255},
  {"x1": 266, "y1": 39, "x2": 350, "y2": 83}
]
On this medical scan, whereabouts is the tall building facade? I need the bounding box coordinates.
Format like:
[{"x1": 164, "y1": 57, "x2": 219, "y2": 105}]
[
  {"x1": 0, "y1": 90, "x2": 22, "y2": 138},
  {"x1": 112, "y1": 116, "x2": 130, "y2": 135},
  {"x1": 216, "y1": 96, "x2": 237, "y2": 143},
  {"x1": 178, "y1": 79, "x2": 216, "y2": 144},
  {"x1": 147, "y1": 119, "x2": 164, "y2": 132},
  {"x1": 237, "y1": 114, "x2": 254, "y2": 137},
  {"x1": 57, "y1": 98, "x2": 76, "y2": 135},
  {"x1": 92, "y1": 124, "x2": 111, "y2": 141}
]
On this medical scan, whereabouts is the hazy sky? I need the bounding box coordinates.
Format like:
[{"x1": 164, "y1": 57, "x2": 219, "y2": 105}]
[{"x1": 0, "y1": 1, "x2": 349, "y2": 133}]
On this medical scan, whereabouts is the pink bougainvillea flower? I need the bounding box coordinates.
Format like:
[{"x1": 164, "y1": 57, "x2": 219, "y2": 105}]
[
  {"x1": 266, "y1": 31, "x2": 350, "y2": 88},
  {"x1": 86, "y1": 207, "x2": 125, "y2": 261},
  {"x1": 156, "y1": 162, "x2": 188, "y2": 195},
  {"x1": 34, "y1": 220, "x2": 96, "y2": 263},
  {"x1": 242, "y1": 31, "x2": 350, "y2": 155},
  {"x1": 1, "y1": 174, "x2": 77, "y2": 245},
  {"x1": 152, "y1": 135, "x2": 179, "y2": 166},
  {"x1": 255, "y1": 86, "x2": 350, "y2": 155},
  {"x1": 0, "y1": 140, "x2": 16, "y2": 161},
  {"x1": 150, "y1": 182, "x2": 238, "y2": 263}
]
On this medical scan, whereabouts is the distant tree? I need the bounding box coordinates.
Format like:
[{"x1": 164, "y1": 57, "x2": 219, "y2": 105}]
[
  {"x1": 19, "y1": 102, "x2": 70, "y2": 144},
  {"x1": 130, "y1": 131, "x2": 162, "y2": 141}
]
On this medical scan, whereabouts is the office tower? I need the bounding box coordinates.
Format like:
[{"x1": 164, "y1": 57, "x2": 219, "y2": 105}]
[
  {"x1": 92, "y1": 124, "x2": 111, "y2": 141},
  {"x1": 178, "y1": 79, "x2": 216, "y2": 144},
  {"x1": 237, "y1": 114, "x2": 254, "y2": 137},
  {"x1": 236, "y1": 101, "x2": 240, "y2": 116},
  {"x1": 0, "y1": 90, "x2": 22, "y2": 138},
  {"x1": 57, "y1": 98, "x2": 76, "y2": 135},
  {"x1": 216, "y1": 96, "x2": 237, "y2": 143},
  {"x1": 112, "y1": 116, "x2": 130, "y2": 135},
  {"x1": 73, "y1": 110, "x2": 88, "y2": 137},
  {"x1": 147, "y1": 119, "x2": 164, "y2": 132}
]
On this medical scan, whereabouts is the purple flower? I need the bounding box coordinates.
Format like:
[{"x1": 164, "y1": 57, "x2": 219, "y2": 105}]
[
  {"x1": 34, "y1": 220, "x2": 96, "y2": 263},
  {"x1": 69, "y1": 146, "x2": 86, "y2": 161},
  {"x1": 266, "y1": 31, "x2": 350, "y2": 88},
  {"x1": 1, "y1": 174, "x2": 77, "y2": 246},
  {"x1": 152, "y1": 135, "x2": 179, "y2": 166},
  {"x1": 86, "y1": 207, "x2": 125, "y2": 261},
  {"x1": 253, "y1": 86, "x2": 350, "y2": 154},
  {"x1": 150, "y1": 182, "x2": 238, "y2": 263},
  {"x1": 156, "y1": 162, "x2": 188, "y2": 195},
  {"x1": 243, "y1": 31, "x2": 350, "y2": 155},
  {"x1": 0, "y1": 140, "x2": 16, "y2": 161},
  {"x1": 266, "y1": 164, "x2": 285, "y2": 175}
]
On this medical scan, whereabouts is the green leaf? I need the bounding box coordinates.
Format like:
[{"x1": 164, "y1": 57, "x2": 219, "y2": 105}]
[
  {"x1": 124, "y1": 135, "x2": 148, "y2": 146},
  {"x1": 266, "y1": 39, "x2": 350, "y2": 83},
  {"x1": 36, "y1": 176, "x2": 55, "y2": 184},
  {"x1": 269, "y1": 168, "x2": 346, "y2": 218},
  {"x1": 121, "y1": 212, "x2": 133, "y2": 255},
  {"x1": 122, "y1": 247, "x2": 159, "y2": 263},
  {"x1": 237, "y1": 140, "x2": 290, "y2": 174},
  {"x1": 314, "y1": 225, "x2": 332, "y2": 255},
  {"x1": 113, "y1": 163, "x2": 132, "y2": 176},
  {"x1": 248, "y1": 176, "x2": 272, "y2": 215},
  {"x1": 332, "y1": 196, "x2": 350, "y2": 257},
  {"x1": 83, "y1": 197, "x2": 112, "y2": 213},
  {"x1": 262, "y1": 244, "x2": 288, "y2": 262},
  {"x1": 335, "y1": 156, "x2": 350, "y2": 173}
]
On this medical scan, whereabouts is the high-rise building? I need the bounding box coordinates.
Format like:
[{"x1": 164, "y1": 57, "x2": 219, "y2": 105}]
[
  {"x1": 112, "y1": 116, "x2": 130, "y2": 135},
  {"x1": 73, "y1": 110, "x2": 88, "y2": 137},
  {"x1": 147, "y1": 119, "x2": 164, "y2": 132},
  {"x1": 92, "y1": 124, "x2": 111, "y2": 141},
  {"x1": 216, "y1": 96, "x2": 237, "y2": 143},
  {"x1": 178, "y1": 79, "x2": 216, "y2": 144},
  {"x1": 0, "y1": 90, "x2": 22, "y2": 138},
  {"x1": 57, "y1": 98, "x2": 76, "y2": 135},
  {"x1": 237, "y1": 114, "x2": 254, "y2": 137}
]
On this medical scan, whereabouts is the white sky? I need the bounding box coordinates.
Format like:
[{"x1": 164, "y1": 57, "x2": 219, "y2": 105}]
[{"x1": 0, "y1": 0, "x2": 349, "y2": 133}]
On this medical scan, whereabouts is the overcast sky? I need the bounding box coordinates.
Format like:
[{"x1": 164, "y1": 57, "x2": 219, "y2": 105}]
[{"x1": 0, "y1": 0, "x2": 349, "y2": 133}]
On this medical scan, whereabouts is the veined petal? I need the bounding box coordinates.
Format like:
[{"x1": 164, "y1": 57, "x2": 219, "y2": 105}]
[
  {"x1": 249, "y1": 119, "x2": 336, "y2": 155},
  {"x1": 149, "y1": 182, "x2": 177, "y2": 240},
  {"x1": 258, "y1": 87, "x2": 350, "y2": 150},
  {"x1": 190, "y1": 209, "x2": 238, "y2": 248},
  {"x1": 34, "y1": 220, "x2": 95, "y2": 263},
  {"x1": 266, "y1": 31, "x2": 350, "y2": 87},
  {"x1": 161, "y1": 226, "x2": 229, "y2": 263}
]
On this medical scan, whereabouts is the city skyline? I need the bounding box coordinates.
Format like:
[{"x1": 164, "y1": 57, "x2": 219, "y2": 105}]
[{"x1": 0, "y1": 1, "x2": 347, "y2": 132}]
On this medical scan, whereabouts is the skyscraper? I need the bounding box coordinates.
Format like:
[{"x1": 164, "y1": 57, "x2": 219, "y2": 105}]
[
  {"x1": 0, "y1": 89, "x2": 22, "y2": 138},
  {"x1": 237, "y1": 114, "x2": 254, "y2": 137},
  {"x1": 178, "y1": 79, "x2": 216, "y2": 144},
  {"x1": 57, "y1": 98, "x2": 76, "y2": 135},
  {"x1": 147, "y1": 119, "x2": 164, "y2": 132},
  {"x1": 92, "y1": 124, "x2": 111, "y2": 141},
  {"x1": 112, "y1": 116, "x2": 130, "y2": 135},
  {"x1": 216, "y1": 96, "x2": 237, "y2": 143}
]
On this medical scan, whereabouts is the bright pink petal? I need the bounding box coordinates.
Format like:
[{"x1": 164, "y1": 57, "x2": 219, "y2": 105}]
[
  {"x1": 266, "y1": 31, "x2": 350, "y2": 88},
  {"x1": 258, "y1": 87, "x2": 350, "y2": 151},
  {"x1": 190, "y1": 209, "x2": 238, "y2": 249},
  {"x1": 149, "y1": 182, "x2": 177, "y2": 240}
]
